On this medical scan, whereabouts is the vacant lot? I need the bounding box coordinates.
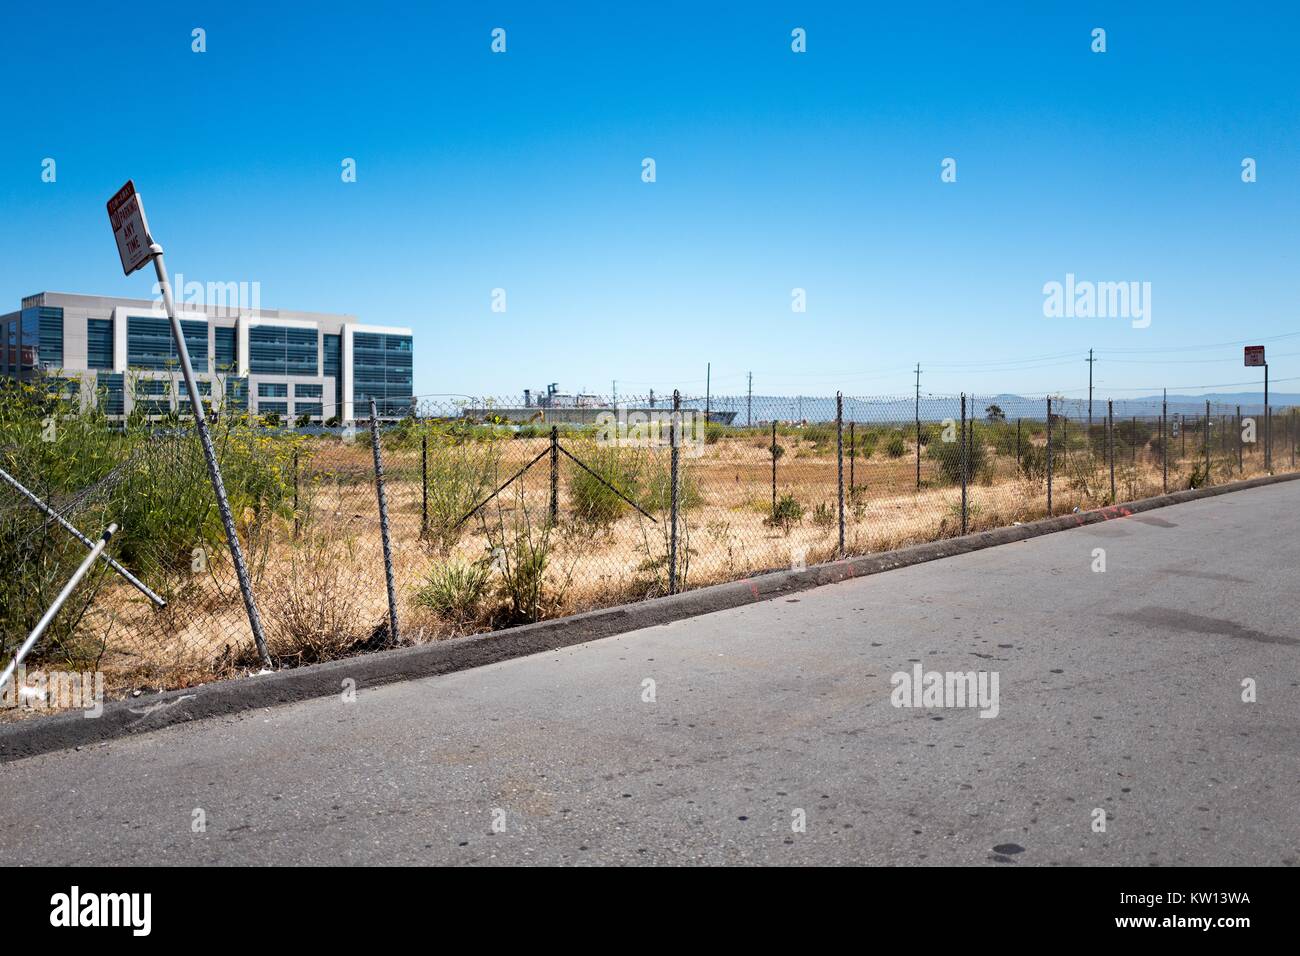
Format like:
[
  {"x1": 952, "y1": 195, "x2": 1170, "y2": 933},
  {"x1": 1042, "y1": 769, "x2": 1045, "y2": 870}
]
[{"x1": 72, "y1": 415, "x2": 1279, "y2": 700}]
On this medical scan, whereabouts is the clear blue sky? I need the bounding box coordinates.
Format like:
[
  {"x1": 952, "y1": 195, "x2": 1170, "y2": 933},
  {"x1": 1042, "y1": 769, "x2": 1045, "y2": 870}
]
[{"x1": 1, "y1": 1, "x2": 1296, "y2": 400}]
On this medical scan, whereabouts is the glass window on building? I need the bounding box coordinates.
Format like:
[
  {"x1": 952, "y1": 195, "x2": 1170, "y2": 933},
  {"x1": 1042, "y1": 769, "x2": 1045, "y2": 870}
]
[
  {"x1": 258, "y1": 381, "x2": 288, "y2": 398},
  {"x1": 87, "y1": 318, "x2": 114, "y2": 370},
  {"x1": 249, "y1": 325, "x2": 318, "y2": 376},
  {"x1": 38, "y1": 307, "x2": 63, "y2": 369},
  {"x1": 99, "y1": 373, "x2": 125, "y2": 416},
  {"x1": 44, "y1": 375, "x2": 78, "y2": 403},
  {"x1": 293, "y1": 402, "x2": 322, "y2": 419},
  {"x1": 214, "y1": 326, "x2": 237, "y2": 371},
  {"x1": 352, "y1": 332, "x2": 413, "y2": 417},
  {"x1": 286, "y1": 327, "x2": 318, "y2": 375},
  {"x1": 258, "y1": 401, "x2": 288, "y2": 417},
  {"x1": 295, "y1": 383, "x2": 322, "y2": 398},
  {"x1": 19, "y1": 310, "x2": 39, "y2": 374},
  {"x1": 133, "y1": 377, "x2": 173, "y2": 416},
  {"x1": 127, "y1": 316, "x2": 208, "y2": 371},
  {"x1": 322, "y1": 333, "x2": 341, "y2": 418}
]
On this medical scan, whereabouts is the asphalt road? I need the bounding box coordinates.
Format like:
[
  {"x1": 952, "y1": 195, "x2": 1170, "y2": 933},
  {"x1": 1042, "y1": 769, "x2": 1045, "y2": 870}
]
[{"x1": 3, "y1": 483, "x2": 1298, "y2": 866}]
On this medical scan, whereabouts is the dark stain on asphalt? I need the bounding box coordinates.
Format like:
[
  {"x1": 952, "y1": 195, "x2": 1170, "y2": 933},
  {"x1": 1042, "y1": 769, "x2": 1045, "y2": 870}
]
[
  {"x1": 1155, "y1": 567, "x2": 1250, "y2": 585},
  {"x1": 1081, "y1": 524, "x2": 1131, "y2": 537},
  {"x1": 1127, "y1": 514, "x2": 1178, "y2": 528},
  {"x1": 993, "y1": 843, "x2": 1025, "y2": 855},
  {"x1": 1114, "y1": 608, "x2": 1300, "y2": 646}
]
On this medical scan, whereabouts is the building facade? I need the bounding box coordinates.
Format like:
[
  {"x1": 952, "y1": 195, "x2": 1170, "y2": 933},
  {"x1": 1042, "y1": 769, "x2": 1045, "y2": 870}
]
[{"x1": 0, "y1": 292, "x2": 413, "y2": 422}]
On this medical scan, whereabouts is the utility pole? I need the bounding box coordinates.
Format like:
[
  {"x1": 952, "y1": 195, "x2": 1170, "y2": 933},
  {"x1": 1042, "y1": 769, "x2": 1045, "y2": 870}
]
[
  {"x1": 612, "y1": 380, "x2": 617, "y2": 405},
  {"x1": 1087, "y1": 349, "x2": 1096, "y2": 425},
  {"x1": 747, "y1": 371, "x2": 753, "y2": 427}
]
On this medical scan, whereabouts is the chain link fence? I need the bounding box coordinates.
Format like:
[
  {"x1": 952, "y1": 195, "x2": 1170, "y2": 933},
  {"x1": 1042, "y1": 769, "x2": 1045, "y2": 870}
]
[{"x1": 2, "y1": 385, "x2": 1293, "y2": 714}]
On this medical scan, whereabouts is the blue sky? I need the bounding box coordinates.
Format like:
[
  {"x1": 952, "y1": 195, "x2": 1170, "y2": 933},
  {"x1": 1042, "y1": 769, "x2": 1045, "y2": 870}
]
[{"x1": 1, "y1": 1, "x2": 1296, "y2": 400}]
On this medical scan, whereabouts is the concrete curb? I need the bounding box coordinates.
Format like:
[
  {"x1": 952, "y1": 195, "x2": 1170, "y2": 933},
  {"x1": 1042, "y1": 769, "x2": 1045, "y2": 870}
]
[{"x1": 4, "y1": 470, "x2": 1296, "y2": 762}]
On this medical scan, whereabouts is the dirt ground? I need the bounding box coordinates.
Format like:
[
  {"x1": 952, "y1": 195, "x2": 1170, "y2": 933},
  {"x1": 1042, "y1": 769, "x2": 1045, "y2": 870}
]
[{"x1": 10, "y1": 425, "x2": 1281, "y2": 713}]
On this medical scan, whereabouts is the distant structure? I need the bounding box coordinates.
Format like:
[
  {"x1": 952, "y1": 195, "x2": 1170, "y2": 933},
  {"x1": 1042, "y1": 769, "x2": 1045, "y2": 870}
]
[
  {"x1": 464, "y1": 382, "x2": 736, "y2": 425},
  {"x1": 522, "y1": 383, "x2": 604, "y2": 409}
]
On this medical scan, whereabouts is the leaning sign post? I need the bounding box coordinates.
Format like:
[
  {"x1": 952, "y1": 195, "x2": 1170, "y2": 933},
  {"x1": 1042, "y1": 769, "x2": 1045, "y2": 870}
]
[
  {"x1": 1244, "y1": 345, "x2": 1269, "y2": 469},
  {"x1": 106, "y1": 181, "x2": 271, "y2": 667}
]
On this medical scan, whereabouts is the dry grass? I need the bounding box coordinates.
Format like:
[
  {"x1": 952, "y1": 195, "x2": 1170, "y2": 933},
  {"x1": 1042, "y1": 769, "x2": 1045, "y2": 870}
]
[{"x1": 45, "y1": 429, "x2": 1280, "y2": 707}]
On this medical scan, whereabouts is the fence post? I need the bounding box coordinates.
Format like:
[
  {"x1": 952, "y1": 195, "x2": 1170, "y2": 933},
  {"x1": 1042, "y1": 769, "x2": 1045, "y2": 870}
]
[
  {"x1": 836, "y1": 392, "x2": 845, "y2": 558},
  {"x1": 369, "y1": 397, "x2": 400, "y2": 645},
  {"x1": 549, "y1": 425, "x2": 559, "y2": 525},
  {"x1": 421, "y1": 433, "x2": 429, "y2": 538},
  {"x1": 150, "y1": 244, "x2": 268, "y2": 667},
  {"x1": 960, "y1": 394, "x2": 968, "y2": 534},
  {"x1": 1161, "y1": 398, "x2": 1167, "y2": 493},
  {"x1": 915, "y1": 394, "x2": 921, "y2": 489},
  {"x1": 1204, "y1": 400, "x2": 1211, "y2": 484},
  {"x1": 669, "y1": 390, "x2": 681, "y2": 595},
  {"x1": 1046, "y1": 397, "x2": 1053, "y2": 516},
  {"x1": 1236, "y1": 405, "x2": 1242, "y2": 474},
  {"x1": 1267, "y1": 405, "x2": 1273, "y2": 472},
  {"x1": 1292, "y1": 408, "x2": 1296, "y2": 470},
  {"x1": 771, "y1": 420, "x2": 778, "y2": 518},
  {"x1": 292, "y1": 447, "x2": 300, "y2": 539},
  {"x1": 1108, "y1": 400, "x2": 1115, "y2": 502},
  {"x1": 1016, "y1": 417, "x2": 1021, "y2": 467}
]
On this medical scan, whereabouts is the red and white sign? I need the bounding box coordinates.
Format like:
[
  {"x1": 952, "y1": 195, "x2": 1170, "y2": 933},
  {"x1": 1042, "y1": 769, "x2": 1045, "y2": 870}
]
[
  {"x1": 1244, "y1": 345, "x2": 1266, "y2": 367},
  {"x1": 106, "y1": 180, "x2": 155, "y2": 275}
]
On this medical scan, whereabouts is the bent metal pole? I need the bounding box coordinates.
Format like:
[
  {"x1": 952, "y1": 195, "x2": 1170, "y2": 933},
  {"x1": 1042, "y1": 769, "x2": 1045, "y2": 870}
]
[
  {"x1": 0, "y1": 524, "x2": 117, "y2": 695},
  {"x1": 150, "y1": 244, "x2": 270, "y2": 666},
  {"x1": 0, "y1": 465, "x2": 166, "y2": 608}
]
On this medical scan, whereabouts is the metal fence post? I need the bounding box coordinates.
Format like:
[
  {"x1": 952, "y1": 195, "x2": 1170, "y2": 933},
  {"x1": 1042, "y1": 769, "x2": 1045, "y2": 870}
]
[
  {"x1": 1236, "y1": 405, "x2": 1242, "y2": 474},
  {"x1": 1016, "y1": 417, "x2": 1021, "y2": 467},
  {"x1": 1161, "y1": 399, "x2": 1167, "y2": 493},
  {"x1": 1267, "y1": 405, "x2": 1273, "y2": 472},
  {"x1": 1108, "y1": 400, "x2": 1115, "y2": 502},
  {"x1": 292, "y1": 447, "x2": 300, "y2": 539},
  {"x1": 836, "y1": 392, "x2": 845, "y2": 557},
  {"x1": 669, "y1": 390, "x2": 681, "y2": 595},
  {"x1": 1046, "y1": 397, "x2": 1053, "y2": 516},
  {"x1": 150, "y1": 245, "x2": 269, "y2": 666},
  {"x1": 421, "y1": 433, "x2": 429, "y2": 538},
  {"x1": 915, "y1": 398, "x2": 921, "y2": 489},
  {"x1": 771, "y1": 420, "x2": 778, "y2": 518},
  {"x1": 549, "y1": 425, "x2": 559, "y2": 525},
  {"x1": 960, "y1": 394, "x2": 968, "y2": 534},
  {"x1": 1204, "y1": 400, "x2": 1211, "y2": 483},
  {"x1": 0, "y1": 523, "x2": 118, "y2": 696},
  {"x1": 369, "y1": 397, "x2": 400, "y2": 644}
]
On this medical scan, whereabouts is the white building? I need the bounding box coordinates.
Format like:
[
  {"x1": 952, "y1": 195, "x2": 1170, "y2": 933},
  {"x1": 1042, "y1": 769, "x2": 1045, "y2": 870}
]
[{"x1": 0, "y1": 292, "x2": 413, "y2": 422}]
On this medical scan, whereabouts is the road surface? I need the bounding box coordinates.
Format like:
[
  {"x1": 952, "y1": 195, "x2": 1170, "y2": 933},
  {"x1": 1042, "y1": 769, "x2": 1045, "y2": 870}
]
[{"x1": 3, "y1": 483, "x2": 1298, "y2": 865}]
